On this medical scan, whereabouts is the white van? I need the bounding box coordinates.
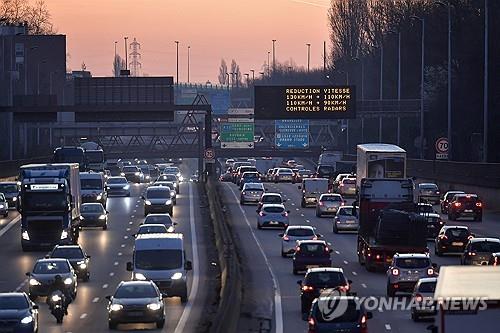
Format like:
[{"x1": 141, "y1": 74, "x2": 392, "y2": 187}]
[
  {"x1": 127, "y1": 233, "x2": 192, "y2": 303},
  {"x1": 80, "y1": 171, "x2": 107, "y2": 207}
]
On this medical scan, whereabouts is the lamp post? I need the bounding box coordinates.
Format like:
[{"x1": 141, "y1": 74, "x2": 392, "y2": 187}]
[
  {"x1": 483, "y1": 0, "x2": 489, "y2": 162},
  {"x1": 174, "y1": 41, "x2": 179, "y2": 85},
  {"x1": 124, "y1": 37, "x2": 128, "y2": 71},
  {"x1": 226, "y1": 72, "x2": 229, "y2": 90},
  {"x1": 187, "y1": 45, "x2": 190, "y2": 83},
  {"x1": 250, "y1": 69, "x2": 255, "y2": 82},
  {"x1": 272, "y1": 39, "x2": 276, "y2": 72},
  {"x1": 267, "y1": 51, "x2": 270, "y2": 77},
  {"x1": 411, "y1": 16, "x2": 425, "y2": 159},
  {"x1": 244, "y1": 73, "x2": 249, "y2": 87},
  {"x1": 306, "y1": 43, "x2": 311, "y2": 73}
]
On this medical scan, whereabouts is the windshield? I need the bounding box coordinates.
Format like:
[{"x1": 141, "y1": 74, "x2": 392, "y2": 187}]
[
  {"x1": 395, "y1": 258, "x2": 430, "y2": 269},
  {"x1": 81, "y1": 204, "x2": 104, "y2": 213},
  {"x1": 52, "y1": 248, "x2": 84, "y2": 259},
  {"x1": 299, "y1": 243, "x2": 327, "y2": 254},
  {"x1": 306, "y1": 272, "x2": 345, "y2": 286},
  {"x1": 108, "y1": 177, "x2": 127, "y2": 184},
  {"x1": 321, "y1": 195, "x2": 342, "y2": 202},
  {"x1": 446, "y1": 228, "x2": 469, "y2": 238},
  {"x1": 287, "y1": 228, "x2": 314, "y2": 237},
  {"x1": 420, "y1": 184, "x2": 438, "y2": 190},
  {"x1": 315, "y1": 299, "x2": 360, "y2": 323},
  {"x1": 158, "y1": 175, "x2": 176, "y2": 181},
  {"x1": 81, "y1": 178, "x2": 103, "y2": 189},
  {"x1": 342, "y1": 178, "x2": 355, "y2": 184},
  {"x1": 263, "y1": 206, "x2": 284, "y2": 214},
  {"x1": 144, "y1": 215, "x2": 173, "y2": 225},
  {"x1": 33, "y1": 261, "x2": 70, "y2": 274},
  {"x1": 86, "y1": 151, "x2": 104, "y2": 163},
  {"x1": 243, "y1": 172, "x2": 259, "y2": 178},
  {"x1": 419, "y1": 282, "x2": 437, "y2": 293},
  {"x1": 138, "y1": 225, "x2": 168, "y2": 234},
  {"x1": 146, "y1": 189, "x2": 170, "y2": 199},
  {"x1": 0, "y1": 184, "x2": 17, "y2": 193},
  {"x1": 24, "y1": 192, "x2": 67, "y2": 211},
  {"x1": 114, "y1": 284, "x2": 158, "y2": 299},
  {"x1": 135, "y1": 249, "x2": 182, "y2": 270},
  {"x1": 123, "y1": 166, "x2": 139, "y2": 172},
  {"x1": 0, "y1": 296, "x2": 28, "y2": 310},
  {"x1": 445, "y1": 192, "x2": 464, "y2": 200},
  {"x1": 338, "y1": 207, "x2": 357, "y2": 216},
  {"x1": 263, "y1": 196, "x2": 281, "y2": 203},
  {"x1": 471, "y1": 242, "x2": 500, "y2": 253},
  {"x1": 244, "y1": 185, "x2": 263, "y2": 191},
  {"x1": 457, "y1": 196, "x2": 479, "y2": 203},
  {"x1": 318, "y1": 166, "x2": 334, "y2": 174},
  {"x1": 164, "y1": 167, "x2": 179, "y2": 174},
  {"x1": 417, "y1": 205, "x2": 434, "y2": 214}
]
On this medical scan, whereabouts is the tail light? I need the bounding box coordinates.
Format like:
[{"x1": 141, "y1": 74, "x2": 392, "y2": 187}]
[
  {"x1": 439, "y1": 235, "x2": 448, "y2": 240},
  {"x1": 302, "y1": 285, "x2": 314, "y2": 292},
  {"x1": 259, "y1": 211, "x2": 266, "y2": 217},
  {"x1": 468, "y1": 235, "x2": 474, "y2": 240},
  {"x1": 476, "y1": 202, "x2": 483, "y2": 208},
  {"x1": 340, "y1": 184, "x2": 344, "y2": 188},
  {"x1": 339, "y1": 284, "x2": 350, "y2": 292},
  {"x1": 319, "y1": 202, "x2": 324, "y2": 206},
  {"x1": 360, "y1": 314, "x2": 368, "y2": 331},
  {"x1": 375, "y1": 254, "x2": 381, "y2": 260},
  {"x1": 283, "y1": 236, "x2": 289, "y2": 241},
  {"x1": 436, "y1": 191, "x2": 440, "y2": 195},
  {"x1": 468, "y1": 252, "x2": 476, "y2": 256},
  {"x1": 427, "y1": 268, "x2": 434, "y2": 275},
  {"x1": 325, "y1": 246, "x2": 330, "y2": 253},
  {"x1": 454, "y1": 202, "x2": 461, "y2": 207},
  {"x1": 414, "y1": 293, "x2": 423, "y2": 302},
  {"x1": 392, "y1": 268, "x2": 400, "y2": 276},
  {"x1": 282, "y1": 212, "x2": 288, "y2": 217},
  {"x1": 312, "y1": 235, "x2": 318, "y2": 240},
  {"x1": 296, "y1": 246, "x2": 301, "y2": 252}
]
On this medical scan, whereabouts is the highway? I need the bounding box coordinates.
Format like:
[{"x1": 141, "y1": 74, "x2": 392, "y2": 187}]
[
  {"x1": 220, "y1": 175, "x2": 500, "y2": 333},
  {"x1": 0, "y1": 179, "x2": 210, "y2": 333}
]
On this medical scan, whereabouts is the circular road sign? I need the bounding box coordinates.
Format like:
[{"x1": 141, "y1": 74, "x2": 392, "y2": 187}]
[
  {"x1": 435, "y1": 137, "x2": 449, "y2": 154},
  {"x1": 204, "y1": 148, "x2": 215, "y2": 160}
]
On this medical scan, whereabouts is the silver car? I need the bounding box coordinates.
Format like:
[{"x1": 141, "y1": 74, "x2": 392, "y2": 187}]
[
  {"x1": 386, "y1": 253, "x2": 438, "y2": 297},
  {"x1": 316, "y1": 194, "x2": 345, "y2": 217},
  {"x1": 0, "y1": 193, "x2": 8, "y2": 217},
  {"x1": 240, "y1": 183, "x2": 265, "y2": 205},
  {"x1": 106, "y1": 176, "x2": 131, "y2": 197},
  {"x1": 338, "y1": 177, "x2": 356, "y2": 197},
  {"x1": 274, "y1": 168, "x2": 294, "y2": 183},
  {"x1": 410, "y1": 277, "x2": 437, "y2": 321},
  {"x1": 279, "y1": 226, "x2": 320, "y2": 257},
  {"x1": 256, "y1": 204, "x2": 289, "y2": 230},
  {"x1": 333, "y1": 206, "x2": 359, "y2": 233}
]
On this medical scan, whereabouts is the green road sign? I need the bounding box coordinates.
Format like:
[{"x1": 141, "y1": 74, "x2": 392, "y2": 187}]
[{"x1": 220, "y1": 121, "x2": 254, "y2": 142}]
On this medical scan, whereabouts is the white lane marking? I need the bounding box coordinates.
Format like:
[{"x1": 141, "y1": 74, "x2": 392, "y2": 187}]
[
  {"x1": 130, "y1": 215, "x2": 135, "y2": 218},
  {"x1": 14, "y1": 278, "x2": 28, "y2": 292},
  {"x1": 118, "y1": 252, "x2": 122, "y2": 256},
  {"x1": 305, "y1": 219, "x2": 310, "y2": 223},
  {"x1": 114, "y1": 262, "x2": 119, "y2": 266},
  {"x1": 361, "y1": 283, "x2": 367, "y2": 288},
  {"x1": 123, "y1": 236, "x2": 128, "y2": 239},
  {"x1": 174, "y1": 182, "x2": 200, "y2": 333},
  {"x1": 385, "y1": 324, "x2": 391, "y2": 330},
  {"x1": 126, "y1": 228, "x2": 131, "y2": 231},
  {"x1": 92, "y1": 297, "x2": 99, "y2": 303},
  {"x1": 300, "y1": 213, "x2": 304, "y2": 217},
  {"x1": 291, "y1": 203, "x2": 295, "y2": 206},
  {"x1": 121, "y1": 244, "x2": 125, "y2": 248},
  {"x1": 0, "y1": 215, "x2": 21, "y2": 238},
  {"x1": 295, "y1": 208, "x2": 300, "y2": 211},
  {"x1": 133, "y1": 209, "x2": 137, "y2": 213},
  {"x1": 109, "y1": 272, "x2": 114, "y2": 277},
  {"x1": 335, "y1": 250, "x2": 340, "y2": 255},
  {"x1": 102, "y1": 284, "x2": 108, "y2": 289},
  {"x1": 80, "y1": 313, "x2": 87, "y2": 319},
  {"x1": 343, "y1": 260, "x2": 348, "y2": 265},
  {"x1": 225, "y1": 184, "x2": 283, "y2": 333},
  {"x1": 129, "y1": 221, "x2": 133, "y2": 225},
  {"x1": 352, "y1": 271, "x2": 357, "y2": 276}
]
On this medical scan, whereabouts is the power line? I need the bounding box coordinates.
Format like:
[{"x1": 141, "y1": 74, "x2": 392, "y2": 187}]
[{"x1": 129, "y1": 38, "x2": 142, "y2": 77}]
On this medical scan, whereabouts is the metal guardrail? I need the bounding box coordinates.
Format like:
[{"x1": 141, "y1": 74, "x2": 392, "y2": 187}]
[
  {"x1": 205, "y1": 177, "x2": 242, "y2": 333},
  {"x1": 0, "y1": 156, "x2": 51, "y2": 178}
]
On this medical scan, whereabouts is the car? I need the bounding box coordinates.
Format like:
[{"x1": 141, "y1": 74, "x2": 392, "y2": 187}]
[
  {"x1": 240, "y1": 182, "x2": 266, "y2": 205},
  {"x1": 316, "y1": 164, "x2": 336, "y2": 180},
  {"x1": 332, "y1": 173, "x2": 351, "y2": 192},
  {"x1": 333, "y1": 206, "x2": 359, "y2": 233},
  {"x1": 190, "y1": 172, "x2": 199, "y2": 183},
  {"x1": 461, "y1": 237, "x2": 500, "y2": 265},
  {"x1": 292, "y1": 169, "x2": 313, "y2": 183},
  {"x1": 142, "y1": 186, "x2": 174, "y2": 216},
  {"x1": 138, "y1": 165, "x2": 152, "y2": 183},
  {"x1": 279, "y1": 226, "x2": 320, "y2": 257},
  {"x1": 337, "y1": 177, "x2": 356, "y2": 197},
  {"x1": 268, "y1": 168, "x2": 279, "y2": 182},
  {"x1": 257, "y1": 193, "x2": 284, "y2": 211},
  {"x1": 80, "y1": 203, "x2": 109, "y2": 230},
  {"x1": 416, "y1": 183, "x2": 441, "y2": 204},
  {"x1": 0, "y1": 181, "x2": 19, "y2": 209},
  {"x1": 26, "y1": 258, "x2": 77, "y2": 301},
  {"x1": 308, "y1": 296, "x2": 373, "y2": 332},
  {"x1": 410, "y1": 277, "x2": 438, "y2": 321},
  {"x1": 316, "y1": 193, "x2": 345, "y2": 217},
  {"x1": 293, "y1": 240, "x2": 332, "y2": 274},
  {"x1": 135, "y1": 224, "x2": 170, "y2": 236},
  {"x1": 286, "y1": 159, "x2": 297, "y2": 168},
  {"x1": 156, "y1": 174, "x2": 180, "y2": 193},
  {"x1": 80, "y1": 172, "x2": 107, "y2": 207},
  {"x1": 264, "y1": 168, "x2": 275, "y2": 182},
  {"x1": 488, "y1": 252, "x2": 500, "y2": 266},
  {"x1": 219, "y1": 170, "x2": 233, "y2": 182},
  {"x1": 297, "y1": 267, "x2": 352, "y2": 320},
  {"x1": 416, "y1": 203, "x2": 436, "y2": 215},
  {"x1": 143, "y1": 213, "x2": 177, "y2": 232},
  {"x1": 225, "y1": 158, "x2": 235, "y2": 168},
  {"x1": 152, "y1": 181, "x2": 177, "y2": 205},
  {"x1": 48, "y1": 245, "x2": 91, "y2": 281},
  {"x1": 295, "y1": 164, "x2": 305, "y2": 170},
  {"x1": 163, "y1": 166, "x2": 183, "y2": 182},
  {"x1": 256, "y1": 204, "x2": 290, "y2": 230},
  {"x1": 149, "y1": 165, "x2": 160, "y2": 179},
  {"x1": 0, "y1": 292, "x2": 39, "y2": 333},
  {"x1": 448, "y1": 193, "x2": 483, "y2": 221},
  {"x1": 235, "y1": 166, "x2": 258, "y2": 185},
  {"x1": 440, "y1": 190, "x2": 465, "y2": 214},
  {"x1": 435, "y1": 226, "x2": 473, "y2": 256},
  {"x1": 106, "y1": 176, "x2": 131, "y2": 197},
  {"x1": 121, "y1": 165, "x2": 144, "y2": 183},
  {"x1": 386, "y1": 253, "x2": 438, "y2": 297},
  {"x1": 106, "y1": 281, "x2": 165, "y2": 329},
  {"x1": 274, "y1": 168, "x2": 294, "y2": 183},
  {"x1": 421, "y1": 213, "x2": 445, "y2": 238},
  {"x1": 0, "y1": 193, "x2": 8, "y2": 217},
  {"x1": 103, "y1": 169, "x2": 112, "y2": 180},
  {"x1": 239, "y1": 171, "x2": 262, "y2": 189}
]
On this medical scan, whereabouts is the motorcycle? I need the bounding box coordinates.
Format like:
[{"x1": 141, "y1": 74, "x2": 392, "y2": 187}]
[{"x1": 48, "y1": 290, "x2": 66, "y2": 324}]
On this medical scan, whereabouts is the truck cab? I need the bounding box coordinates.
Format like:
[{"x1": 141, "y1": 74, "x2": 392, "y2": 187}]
[{"x1": 299, "y1": 178, "x2": 329, "y2": 208}]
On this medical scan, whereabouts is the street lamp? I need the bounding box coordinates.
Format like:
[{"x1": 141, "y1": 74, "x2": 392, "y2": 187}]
[
  {"x1": 187, "y1": 45, "x2": 190, "y2": 83},
  {"x1": 267, "y1": 51, "x2": 271, "y2": 77},
  {"x1": 272, "y1": 39, "x2": 276, "y2": 72},
  {"x1": 226, "y1": 72, "x2": 229, "y2": 89},
  {"x1": 411, "y1": 15, "x2": 425, "y2": 159},
  {"x1": 250, "y1": 69, "x2": 255, "y2": 82},
  {"x1": 306, "y1": 43, "x2": 311, "y2": 73},
  {"x1": 124, "y1": 37, "x2": 128, "y2": 71},
  {"x1": 244, "y1": 73, "x2": 249, "y2": 87},
  {"x1": 174, "y1": 41, "x2": 179, "y2": 85}
]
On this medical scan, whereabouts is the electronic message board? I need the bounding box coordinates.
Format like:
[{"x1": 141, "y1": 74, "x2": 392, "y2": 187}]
[{"x1": 254, "y1": 85, "x2": 356, "y2": 120}]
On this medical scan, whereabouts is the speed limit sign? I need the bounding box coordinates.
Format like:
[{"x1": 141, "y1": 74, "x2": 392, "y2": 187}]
[{"x1": 435, "y1": 137, "x2": 448, "y2": 159}]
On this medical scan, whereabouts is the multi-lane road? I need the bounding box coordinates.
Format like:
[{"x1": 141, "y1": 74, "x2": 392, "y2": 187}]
[
  {"x1": 221, "y1": 172, "x2": 500, "y2": 333},
  {"x1": 0, "y1": 179, "x2": 210, "y2": 333}
]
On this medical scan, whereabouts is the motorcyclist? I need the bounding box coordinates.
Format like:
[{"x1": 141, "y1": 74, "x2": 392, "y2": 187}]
[{"x1": 47, "y1": 275, "x2": 72, "y2": 314}]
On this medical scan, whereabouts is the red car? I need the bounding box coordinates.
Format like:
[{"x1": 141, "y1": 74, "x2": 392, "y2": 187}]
[{"x1": 447, "y1": 194, "x2": 483, "y2": 222}]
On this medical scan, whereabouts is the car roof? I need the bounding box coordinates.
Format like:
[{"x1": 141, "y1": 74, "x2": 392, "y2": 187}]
[
  {"x1": 147, "y1": 186, "x2": 169, "y2": 191},
  {"x1": 261, "y1": 203, "x2": 285, "y2": 208},
  {"x1": 0, "y1": 292, "x2": 27, "y2": 298},
  {"x1": 140, "y1": 224, "x2": 168, "y2": 229},
  {"x1": 108, "y1": 176, "x2": 127, "y2": 181},
  {"x1": 36, "y1": 258, "x2": 70, "y2": 264},
  {"x1": 243, "y1": 183, "x2": 264, "y2": 187},
  {"x1": 469, "y1": 237, "x2": 500, "y2": 243},
  {"x1": 417, "y1": 277, "x2": 438, "y2": 284},
  {"x1": 455, "y1": 193, "x2": 478, "y2": 198},
  {"x1": 320, "y1": 193, "x2": 342, "y2": 198},
  {"x1": 82, "y1": 202, "x2": 104, "y2": 207},
  {"x1": 262, "y1": 192, "x2": 281, "y2": 196},
  {"x1": 118, "y1": 280, "x2": 155, "y2": 287},
  {"x1": 419, "y1": 183, "x2": 437, "y2": 186},
  {"x1": 443, "y1": 225, "x2": 469, "y2": 230},
  {"x1": 307, "y1": 267, "x2": 344, "y2": 274},
  {"x1": 286, "y1": 225, "x2": 314, "y2": 230},
  {"x1": 297, "y1": 240, "x2": 327, "y2": 245},
  {"x1": 446, "y1": 190, "x2": 465, "y2": 194},
  {"x1": 145, "y1": 213, "x2": 172, "y2": 218},
  {"x1": 394, "y1": 253, "x2": 429, "y2": 259}
]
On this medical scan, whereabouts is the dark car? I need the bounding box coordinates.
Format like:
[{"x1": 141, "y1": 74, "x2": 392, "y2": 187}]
[
  {"x1": 142, "y1": 214, "x2": 177, "y2": 232},
  {"x1": 80, "y1": 203, "x2": 108, "y2": 230},
  {"x1": 462, "y1": 237, "x2": 500, "y2": 265},
  {"x1": 297, "y1": 268, "x2": 351, "y2": 320},
  {"x1": 308, "y1": 296, "x2": 372, "y2": 333},
  {"x1": 142, "y1": 186, "x2": 174, "y2": 216},
  {"x1": 48, "y1": 245, "x2": 91, "y2": 281},
  {"x1": 293, "y1": 240, "x2": 332, "y2": 275},
  {"x1": 26, "y1": 258, "x2": 77, "y2": 301},
  {"x1": 448, "y1": 194, "x2": 483, "y2": 222},
  {"x1": 416, "y1": 183, "x2": 440, "y2": 204},
  {"x1": 107, "y1": 281, "x2": 165, "y2": 329},
  {"x1": 106, "y1": 177, "x2": 130, "y2": 197},
  {"x1": 435, "y1": 226, "x2": 473, "y2": 256},
  {"x1": 488, "y1": 252, "x2": 500, "y2": 266},
  {"x1": 316, "y1": 164, "x2": 336, "y2": 179},
  {"x1": 0, "y1": 182, "x2": 19, "y2": 209},
  {"x1": 156, "y1": 174, "x2": 180, "y2": 193},
  {"x1": 121, "y1": 165, "x2": 143, "y2": 183},
  {"x1": 239, "y1": 172, "x2": 261, "y2": 190},
  {"x1": 440, "y1": 191, "x2": 465, "y2": 214},
  {"x1": 423, "y1": 213, "x2": 445, "y2": 238},
  {"x1": 0, "y1": 292, "x2": 39, "y2": 333}
]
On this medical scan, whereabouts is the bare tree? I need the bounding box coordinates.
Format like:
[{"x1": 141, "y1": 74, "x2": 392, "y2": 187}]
[
  {"x1": 0, "y1": 0, "x2": 29, "y2": 23},
  {"x1": 112, "y1": 54, "x2": 125, "y2": 77},
  {"x1": 218, "y1": 59, "x2": 228, "y2": 85},
  {"x1": 230, "y1": 59, "x2": 242, "y2": 87},
  {"x1": 0, "y1": 0, "x2": 54, "y2": 34}
]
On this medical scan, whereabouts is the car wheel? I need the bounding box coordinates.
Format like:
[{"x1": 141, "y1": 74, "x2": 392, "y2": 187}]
[
  {"x1": 156, "y1": 319, "x2": 165, "y2": 329},
  {"x1": 108, "y1": 321, "x2": 118, "y2": 330},
  {"x1": 3, "y1": 213, "x2": 7, "y2": 218},
  {"x1": 386, "y1": 283, "x2": 395, "y2": 297},
  {"x1": 333, "y1": 223, "x2": 338, "y2": 234},
  {"x1": 316, "y1": 210, "x2": 320, "y2": 217},
  {"x1": 281, "y1": 250, "x2": 287, "y2": 258},
  {"x1": 257, "y1": 222, "x2": 262, "y2": 230},
  {"x1": 102, "y1": 223, "x2": 108, "y2": 230},
  {"x1": 180, "y1": 290, "x2": 188, "y2": 304},
  {"x1": 240, "y1": 200, "x2": 244, "y2": 205}
]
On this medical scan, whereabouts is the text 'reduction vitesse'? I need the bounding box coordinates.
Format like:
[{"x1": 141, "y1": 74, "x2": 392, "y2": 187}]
[{"x1": 285, "y1": 88, "x2": 351, "y2": 112}]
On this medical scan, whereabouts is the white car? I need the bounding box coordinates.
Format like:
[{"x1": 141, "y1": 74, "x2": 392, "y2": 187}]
[{"x1": 279, "y1": 226, "x2": 320, "y2": 257}]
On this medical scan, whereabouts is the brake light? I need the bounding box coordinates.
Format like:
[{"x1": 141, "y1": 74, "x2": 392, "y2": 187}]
[
  {"x1": 283, "y1": 236, "x2": 289, "y2": 241},
  {"x1": 360, "y1": 314, "x2": 367, "y2": 325},
  {"x1": 427, "y1": 268, "x2": 434, "y2": 275},
  {"x1": 308, "y1": 317, "x2": 316, "y2": 330},
  {"x1": 296, "y1": 246, "x2": 301, "y2": 252},
  {"x1": 324, "y1": 246, "x2": 330, "y2": 253},
  {"x1": 319, "y1": 202, "x2": 324, "y2": 206},
  {"x1": 375, "y1": 254, "x2": 381, "y2": 260},
  {"x1": 468, "y1": 252, "x2": 476, "y2": 256},
  {"x1": 339, "y1": 284, "x2": 350, "y2": 292},
  {"x1": 340, "y1": 201, "x2": 345, "y2": 206},
  {"x1": 454, "y1": 202, "x2": 461, "y2": 207},
  {"x1": 340, "y1": 184, "x2": 344, "y2": 188},
  {"x1": 392, "y1": 268, "x2": 399, "y2": 276},
  {"x1": 476, "y1": 202, "x2": 483, "y2": 208},
  {"x1": 439, "y1": 235, "x2": 448, "y2": 240},
  {"x1": 259, "y1": 212, "x2": 266, "y2": 217},
  {"x1": 312, "y1": 235, "x2": 318, "y2": 240},
  {"x1": 414, "y1": 293, "x2": 423, "y2": 302},
  {"x1": 302, "y1": 285, "x2": 314, "y2": 292}
]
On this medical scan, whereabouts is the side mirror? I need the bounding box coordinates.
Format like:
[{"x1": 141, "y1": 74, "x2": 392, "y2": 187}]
[
  {"x1": 32, "y1": 305, "x2": 39, "y2": 310},
  {"x1": 87, "y1": 255, "x2": 91, "y2": 259},
  {"x1": 432, "y1": 263, "x2": 438, "y2": 269},
  {"x1": 329, "y1": 249, "x2": 333, "y2": 253},
  {"x1": 185, "y1": 260, "x2": 193, "y2": 271},
  {"x1": 141, "y1": 195, "x2": 145, "y2": 200},
  {"x1": 131, "y1": 234, "x2": 136, "y2": 238},
  {"x1": 174, "y1": 222, "x2": 178, "y2": 225},
  {"x1": 161, "y1": 293, "x2": 168, "y2": 299},
  {"x1": 283, "y1": 199, "x2": 287, "y2": 202},
  {"x1": 426, "y1": 325, "x2": 438, "y2": 333},
  {"x1": 105, "y1": 295, "x2": 112, "y2": 301},
  {"x1": 278, "y1": 233, "x2": 284, "y2": 237},
  {"x1": 126, "y1": 262, "x2": 133, "y2": 271},
  {"x1": 25, "y1": 272, "x2": 30, "y2": 277},
  {"x1": 106, "y1": 210, "x2": 109, "y2": 214},
  {"x1": 44, "y1": 255, "x2": 50, "y2": 259},
  {"x1": 297, "y1": 280, "x2": 302, "y2": 286},
  {"x1": 366, "y1": 311, "x2": 373, "y2": 319},
  {"x1": 316, "y1": 233, "x2": 323, "y2": 238}
]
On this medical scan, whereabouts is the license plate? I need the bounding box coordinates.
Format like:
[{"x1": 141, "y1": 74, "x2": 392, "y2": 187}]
[
  {"x1": 428, "y1": 225, "x2": 435, "y2": 229},
  {"x1": 386, "y1": 258, "x2": 392, "y2": 263},
  {"x1": 307, "y1": 265, "x2": 319, "y2": 269},
  {"x1": 346, "y1": 220, "x2": 355, "y2": 223},
  {"x1": 464, "y1": 209, "x2": 473, "y2": 212},
  {"x1": 269, "y1": 221, "x2": 278, "y2": 225},
  {"x1": 452, "y1": 242, "x2": 463, "y2": 246},
  {"x1": 128, "y1": 311, "x2": 144, "y2": 317}
]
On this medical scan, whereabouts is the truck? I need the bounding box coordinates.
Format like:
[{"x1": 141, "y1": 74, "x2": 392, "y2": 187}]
[
  {"x1": 355, "y1": 144, "x2": 427, "y2": 271},
  {"x1": 299, "y1": 178, "x2": 330, "y2": 208},
  {"x1": 428, "y1": 266, "x2": 500, "y2": 333},
  {"x1": 318, "y1": 151, "x2": 343, "y2": 166},
  {"x1": 52, "y1": 147, "x2": 87, "y2": 171},
  {"x1": 18, "y1": 164, "x2": 81, "y2": 251},
  {"x1": 81, "y1": 141, "x2": 105, "y2": 171}
]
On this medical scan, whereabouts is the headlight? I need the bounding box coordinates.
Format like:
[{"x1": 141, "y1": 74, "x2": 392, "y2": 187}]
[
  {"x1": 60, "y1": 230, "x2": 68, "y2": 239},
  {"x1": 135, "y1": 172, "x2": 140, "y2": 176},
  {"x1": 120, "y1": 173, "x2": 125, "y2": 176},
  {"x1": 146, "y1": 175, "x2": 150, "y2": 179},
  {"x1": 145, "y1": 200, "x2": 152, "y2": 205},
  {"x1": 22, "y1": 231, "x2": 30, "y2": 240},
  {"x1": 20, "y1": 316, "x2": 33, "y2": 324},
  {"x1": 0, "y1": 204, "x2": 4, "y2": 209},
  {"x1": 99, "y1": 214, "x2": 107, "y2": 220},
  {"x1": 64, "y1": 277, "x2": 73, "y2": 285},
  {"x1": 171, "y1": 272, "x2": 183, "y2": 280},
  {"x1": 165, "y1": 199, "x2": 172, "y2": 205},
  {"x1": 96, "y1": 194, "x2": 102, "y2": 200},
  {"x1": 123, "y1": 185, "x2": 130, "y2": 190},
  {"x1": 29, "y1": 278, "x2": 40, "y2": 286},
  {"x1": 178, "y1": 176, "x2": 184, "y2": 182},
  {"x1": 167, "y1": 226, "x2": 175, "y2": 233},
  {"x1": 77, "y1": 261, "x2": 87, "y2": 269},
  {"x1": 134, "y1": 272, "x2": 147, "y2": 281},
  {"x1": 51, "y1": 294, "x2": 62, "y2": 302},
  {"x1": 110, "y1": 304, "x2": 123, "y2": 312},
  {"x1": 147, "y1": 302, "x2": 162, "y2": 311},
  {"x1": 173, "y1": 183, "x2": 177, "y2": 188},
  {"x1": 170, "y1": 191, "x2": 176, "y2": 197},
  {"x1": 12, "y1": 197, "x2": 17, "y2": 202}
]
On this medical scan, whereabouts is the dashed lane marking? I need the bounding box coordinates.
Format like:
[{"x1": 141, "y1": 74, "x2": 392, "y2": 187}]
[
  {"x1": 361, "y1": 283, "x2": 367, "y2": 288},
  {"x1": 92, "y1": 297, "x2": 99, "y2": 303},
  {"x1": 352, "y1": 271, "x2": 358, "y2": 276},
  {"x1": 121, "y1": 244, "x2": 125, "y2": 248},
  {"x1": 335, "y1": 250, "x2": 340, "y2": 254},
  {"x1": 102, "y1": 284, "x2": 108, "y2": 289},
  {"x1": 0, "y1": 215, "x2": 21, "y2": 238},
  {"x1": 114, "y1": 262, "x2": 119, "y2": 266},
  {"x1": 385, "y1": 324, "x2": 391, "y2": 330},
  {"x1": 118, "y1": 252, "x2": 123, "y2": 256},
  {"x1": 80, "y1": 313, "x2": 87, "y2": 319},
  {"x1": 109, "y1": 272, "x2": 114, "y2": 277},
  {"x1": 343, "y1": 260, "x2": 348, "y2": 265}
]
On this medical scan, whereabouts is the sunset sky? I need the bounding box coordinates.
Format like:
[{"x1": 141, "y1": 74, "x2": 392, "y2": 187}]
[{"x1": 45, "y1": 0, "x2": 331, "y2": 83}]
